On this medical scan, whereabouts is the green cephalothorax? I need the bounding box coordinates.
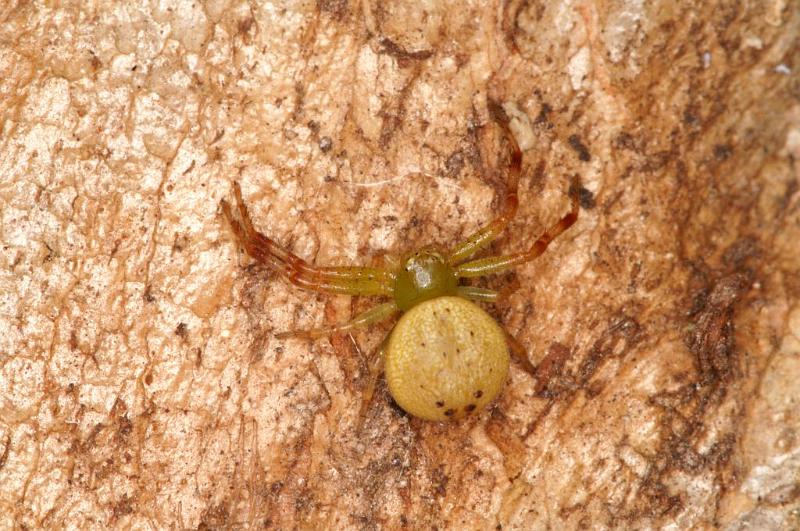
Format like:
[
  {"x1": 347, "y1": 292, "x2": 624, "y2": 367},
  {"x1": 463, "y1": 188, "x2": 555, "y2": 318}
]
[{"x1": 393, "y1": 250, "x2": 458, "y2": 311}]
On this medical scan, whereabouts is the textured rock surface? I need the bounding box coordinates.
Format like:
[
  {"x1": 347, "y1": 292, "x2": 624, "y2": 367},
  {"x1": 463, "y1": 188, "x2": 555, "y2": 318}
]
[{"x1": 1, "y1": 0, "x2": 798, "y2": 528}]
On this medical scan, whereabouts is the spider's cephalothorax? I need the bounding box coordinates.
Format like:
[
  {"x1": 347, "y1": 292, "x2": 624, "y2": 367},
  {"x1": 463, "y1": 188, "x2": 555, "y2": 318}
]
[
  {"x1": 394, "y1": 250, "x2": 457, "y2": 311},
  {"x1": 221, "y1": 100, "x2": 581, "y2": 423}
]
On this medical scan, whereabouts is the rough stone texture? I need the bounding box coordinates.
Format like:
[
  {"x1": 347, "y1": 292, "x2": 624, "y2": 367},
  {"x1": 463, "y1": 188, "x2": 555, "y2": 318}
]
[{"x1": 1, "y1": 0, "x2": 798, "y2": 529}]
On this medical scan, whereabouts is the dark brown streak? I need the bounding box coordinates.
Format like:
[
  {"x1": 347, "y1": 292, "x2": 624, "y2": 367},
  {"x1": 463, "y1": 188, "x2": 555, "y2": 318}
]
[
  {"x1": 378, "y1": 37, "x2": 433, "y2": 63},
  {"x1": 0, "y1": 434, "x2": 10, "y2": 470}
]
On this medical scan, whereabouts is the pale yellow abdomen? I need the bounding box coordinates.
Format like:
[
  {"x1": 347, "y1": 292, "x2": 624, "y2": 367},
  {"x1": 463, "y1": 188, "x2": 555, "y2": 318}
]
[{"x1": 385, "y1": 296, "x2": 510, "y2": 421}]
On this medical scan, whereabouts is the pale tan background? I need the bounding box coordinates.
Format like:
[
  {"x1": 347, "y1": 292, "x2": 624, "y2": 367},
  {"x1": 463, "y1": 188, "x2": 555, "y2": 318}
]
[{"x1": 1, "y1": 0, "x2": 799, "y2": 529}]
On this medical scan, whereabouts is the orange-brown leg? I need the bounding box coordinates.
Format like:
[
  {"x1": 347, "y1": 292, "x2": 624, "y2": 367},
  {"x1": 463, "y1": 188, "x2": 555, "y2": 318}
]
[
  {"x1": 447, "y1": 100, "x2": 522, "y2": 265},
  {"x1": 454, "y1": 176, "x2": 580, "y2": 278},
  {"x1": 504, "y1": 330, "x2": 536, "y2": 377},
  {"x1": 221, "y1": 182, "x2": 395, "y2": 296}
]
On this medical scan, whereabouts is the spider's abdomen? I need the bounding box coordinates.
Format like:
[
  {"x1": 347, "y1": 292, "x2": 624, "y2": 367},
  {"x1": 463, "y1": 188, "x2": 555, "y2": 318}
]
[{"x1": 385, "y1": 296, "x2": 509, "y2": 421}]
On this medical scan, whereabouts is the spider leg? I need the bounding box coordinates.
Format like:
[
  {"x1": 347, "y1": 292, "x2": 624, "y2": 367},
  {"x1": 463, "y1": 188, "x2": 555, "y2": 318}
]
[
  {"x1": 275, "y1": 301, "x2": 398, "y2": 339},
  {"x1": 356, "y1": 336, "x2": 388, "y2": 432},
  {"x1": 504, "y1": 330, "x2": 536, "y2": 377},
  {"x1": 457, "y1": 287, "x2": 534, "y2": 376},
  {"x1": 455, "y1": 286, "x2": 499, "y2": 303},
  {"x1": 221, "y1": 181, "x2": 395, "y2": 296},
  {"x1": 454, "y1": 176, "x2": 580, "y2": 278},
  {"x1": 446, "y1": 101, "x2": 521, "y2": 265}
]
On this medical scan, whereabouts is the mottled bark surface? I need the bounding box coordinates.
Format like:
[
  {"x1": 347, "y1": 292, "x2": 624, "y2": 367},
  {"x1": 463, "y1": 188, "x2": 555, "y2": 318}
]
[{"x1": 1, "y1": 1, "x2": 799, "y2": 529}]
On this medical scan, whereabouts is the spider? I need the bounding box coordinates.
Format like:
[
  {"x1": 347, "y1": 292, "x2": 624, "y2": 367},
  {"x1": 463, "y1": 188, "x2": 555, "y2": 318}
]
[{"x1": 221, "y1": 101, "x2": 580, "y2": 422}]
